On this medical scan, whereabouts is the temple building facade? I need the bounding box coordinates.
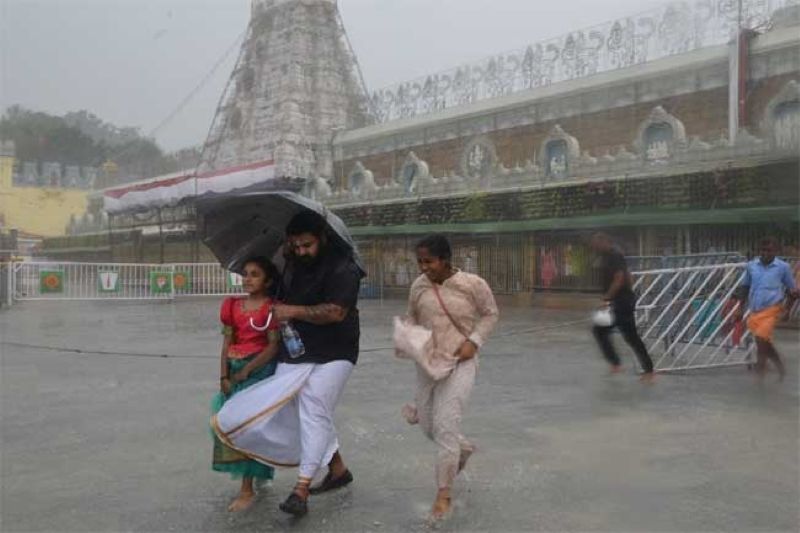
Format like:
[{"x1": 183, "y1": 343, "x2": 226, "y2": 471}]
[{"x1": 43, "y1": 0, "x2": 800, "y2": 294}]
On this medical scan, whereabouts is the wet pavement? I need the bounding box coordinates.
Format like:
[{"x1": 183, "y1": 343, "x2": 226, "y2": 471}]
[{"x1": 1, "y1": 298, "x2": 798, "y2": 532}]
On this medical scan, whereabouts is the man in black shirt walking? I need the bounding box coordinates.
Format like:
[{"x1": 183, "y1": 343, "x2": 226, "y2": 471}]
[
  {"x1": 590, "y1": 233, "x2": 655, "y2": 382},
  {"x1": 271, "y1": 211, "x2": 364, "y2": 516}
]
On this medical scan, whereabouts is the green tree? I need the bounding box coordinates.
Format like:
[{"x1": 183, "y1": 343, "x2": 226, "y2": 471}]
[
  {"x1": 0, "y1": 105, "x2": 100, "y2": 165},
  {"x1": 0, "y1": 106, "x2": 183, "y2": 186}
]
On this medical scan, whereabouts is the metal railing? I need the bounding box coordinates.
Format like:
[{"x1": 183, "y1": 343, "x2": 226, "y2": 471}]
[
  {"x1": 170, "y1": 263, "x2": 246, "y2": 297},
  {"x1": 355, "y1": 237, "x2": 752, "y2": 297},
  {"x1": 356, "y1": 239, "x2": 577, "y2": 298},
  {"x1": 6, "y1": 260, "x2": 392, "y2": 303},
  {"x1": 8, "y1": 261, "x2": 244, "y2": 302},
  {"x1": 632, "y1": 263, "x2": 755, "y2": 372},
  {"x1": 369, "y1": 0, "x2": 796, "y2": 122},
  {"x1": 1, "y1": 263, "x2": 11, "y2": 308},
  {"x1": 626, "y1": 253, "x2": 745, "y2": 272}
]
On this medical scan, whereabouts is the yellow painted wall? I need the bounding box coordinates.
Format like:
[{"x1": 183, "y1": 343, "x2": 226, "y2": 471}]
[
  {"x1": 0, "y1": 153, "x2": 12, "y2": 189},
  {"x1": 0, "y1": 156, "x2": 88, "y2": 237}
]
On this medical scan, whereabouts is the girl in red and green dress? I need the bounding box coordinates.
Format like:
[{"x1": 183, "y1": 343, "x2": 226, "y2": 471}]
[{"x1": 212, "y1": 257, "x2": 281, "y2": 512}]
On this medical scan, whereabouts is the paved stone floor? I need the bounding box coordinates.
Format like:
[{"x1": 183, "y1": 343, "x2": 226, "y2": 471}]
[{"x1": 1, "y1": 298, "x2": 798, "y2": 532}]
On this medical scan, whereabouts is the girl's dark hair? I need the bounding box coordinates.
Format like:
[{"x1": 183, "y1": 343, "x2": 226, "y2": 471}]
[
  {"x1": 242, "y1": 256, "x2": 279, "y2": 296},
  {"x1": 416, "y1": 234, "x2": 452, "y2": 262}
]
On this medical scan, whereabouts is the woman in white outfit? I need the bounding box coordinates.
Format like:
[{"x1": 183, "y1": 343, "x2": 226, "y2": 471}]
[{"x1": 401, "y1": 234, "x2": 498, "y2": 520}]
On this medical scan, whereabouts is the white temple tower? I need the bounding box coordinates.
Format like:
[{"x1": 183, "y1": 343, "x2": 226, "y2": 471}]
[{"x1": 199, "y1": 0, "x2": 373, "y2": 180}]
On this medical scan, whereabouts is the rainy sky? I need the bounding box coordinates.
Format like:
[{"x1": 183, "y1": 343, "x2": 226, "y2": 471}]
[{"x1": 1, "y1": 0, "x2": 664, "y2": 151}]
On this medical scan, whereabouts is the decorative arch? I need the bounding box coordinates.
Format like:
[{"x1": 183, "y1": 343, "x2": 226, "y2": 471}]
[
  {"x1": 633, "y1": 106, "x2": 687, "y2": 161},
  {"x1": 538, "y1": 124, "x2": 580, "y2": 180},
  {"x1": 762, "y1": 80, "x2": 800, "y2": 151}
]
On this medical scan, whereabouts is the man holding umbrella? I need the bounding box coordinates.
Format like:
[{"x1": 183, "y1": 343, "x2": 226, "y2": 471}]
[
  {"x1": 270, "y1": 210, "x2": 362, "y2": 516},
  {"x1": 201, "y1": 193, "x2": 365, "y2": 518}
]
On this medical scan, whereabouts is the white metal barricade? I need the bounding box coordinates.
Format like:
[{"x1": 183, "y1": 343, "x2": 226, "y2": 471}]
[
  {"x1": 9, "y1": 262, "x2": 244, "y2": 302},
  {"x1": 170, "y1": 263, "x2": 245, "y2": 297},
  {"x1": 632, "y1": 263, "x2": 755, "y2": 372},
  {"x1": 1, "y1": 262, "x2": 11, "y2": 307}
]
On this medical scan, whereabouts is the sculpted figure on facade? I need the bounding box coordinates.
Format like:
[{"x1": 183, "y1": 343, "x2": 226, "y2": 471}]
[
  {"x1": 460, "y1": 137, "x2": 498, "y2": 183},
  {"x1": 762, "y1": 80, "x2": 800, "y2": 152},
  {"x1": 539, "y1": 124, "x2": 580, "y2": 180},
  {"x1": 634, "y1": 106, "x2": 687, "y2": 162},
  {"x1": 398, "y1": 152, "x2": 431, "y2": 194},
  {"x1": 347, "y1": 161, "x2": 376, "y2": 198}
]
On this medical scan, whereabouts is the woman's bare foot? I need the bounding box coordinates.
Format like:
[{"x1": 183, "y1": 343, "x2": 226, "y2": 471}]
[
  {"x1": 227, "y1": 491, "x2": 255, "y2": 512},
  {"x1": 401, "y1": 403, "x2": 419, "y2": 425},
  {"x1": 430, "y1": 489, "x2": 451, "y2": 521}
]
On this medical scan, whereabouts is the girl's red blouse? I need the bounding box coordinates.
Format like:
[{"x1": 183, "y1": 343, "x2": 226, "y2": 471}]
[{"x1": 220, "y1": 297, "x2": 280, "y2": 359}]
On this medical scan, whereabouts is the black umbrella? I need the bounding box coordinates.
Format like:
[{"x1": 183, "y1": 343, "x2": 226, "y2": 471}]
[{"x1": 195, "y1": 191, "x2": 365, "y2": 275}]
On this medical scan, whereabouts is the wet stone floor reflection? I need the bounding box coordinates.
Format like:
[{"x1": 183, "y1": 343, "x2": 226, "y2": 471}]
[{"x1": 1, "y1": 299, "x2": 798, "y2": 532}]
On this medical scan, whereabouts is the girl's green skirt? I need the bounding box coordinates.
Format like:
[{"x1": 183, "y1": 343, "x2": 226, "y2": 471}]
[{"x1": 211, "y1": 356, "x2": 277, "y2": 480}]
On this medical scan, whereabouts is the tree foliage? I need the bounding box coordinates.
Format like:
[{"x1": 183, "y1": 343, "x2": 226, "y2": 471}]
[{"x1": 0, "y1": 106, "x2": 200, "y2": 186}]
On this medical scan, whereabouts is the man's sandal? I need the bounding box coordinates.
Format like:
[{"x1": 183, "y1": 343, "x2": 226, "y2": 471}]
[
  {"x1": 308, "y1": 469, "x2": 354, "y2": 495},
  {"x1": 279, "y1": 493, "x2": 308, "y2": 517}
]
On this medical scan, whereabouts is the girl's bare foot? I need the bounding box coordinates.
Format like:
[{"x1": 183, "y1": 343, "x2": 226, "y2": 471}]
[
  {"x1": 228, "y1": 477, "x2": 256, "y2": 512},
  {"x1": 227, "y1": 491, "x2": 255, "y2": 512}
]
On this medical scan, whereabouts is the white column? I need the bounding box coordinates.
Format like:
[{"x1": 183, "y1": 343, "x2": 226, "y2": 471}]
[{"x1": 728, "y1": 32, "x2": 740, "y2": 145}]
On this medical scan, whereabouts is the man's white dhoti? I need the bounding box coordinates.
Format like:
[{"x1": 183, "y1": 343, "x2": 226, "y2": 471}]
[{"x1": 212, "y1": 360, "x2": 353, "y2": 479}]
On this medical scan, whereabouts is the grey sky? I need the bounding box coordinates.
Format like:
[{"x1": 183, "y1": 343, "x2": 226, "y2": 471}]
[{"x1": 1, "y1": 0, "x2": 664, "y2": 151}]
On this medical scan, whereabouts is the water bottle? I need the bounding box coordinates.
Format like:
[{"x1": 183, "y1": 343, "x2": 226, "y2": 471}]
[{"x1": 281, "y1": 321, "x2": 306, "y2": 359}]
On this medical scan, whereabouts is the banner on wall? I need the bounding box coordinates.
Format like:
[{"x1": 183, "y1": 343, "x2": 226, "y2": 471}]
[
  {"x1": 98, "y1": 270, "x2": 120, "y2": 292},
  {"x1": 150, "y1": 271, "x2": 173, "y2": 294},
  {"x1": 173, "y1": 271, "x2": 192, "y2": 291},
  {"x1": 39, "y1": 270, "x2": 64, "y2": 293}
]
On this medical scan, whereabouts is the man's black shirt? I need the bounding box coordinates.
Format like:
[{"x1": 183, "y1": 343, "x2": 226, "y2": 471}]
[
  {"x1": 280, "y1": 250, "x2": 362, "y2": 365},
  {"x1": 599, "y1": 249, "x2": 636, "y2": 313}
]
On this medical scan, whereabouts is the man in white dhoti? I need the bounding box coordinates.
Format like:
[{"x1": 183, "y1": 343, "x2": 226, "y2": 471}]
[{"x1": 213, "y1": 211, "x2": 363, "y2": 517}]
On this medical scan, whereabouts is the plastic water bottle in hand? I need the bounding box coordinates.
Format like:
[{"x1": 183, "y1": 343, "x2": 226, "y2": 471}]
[{"x1": 281, "y1": 322, "x2": 306, "y2": 359}]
